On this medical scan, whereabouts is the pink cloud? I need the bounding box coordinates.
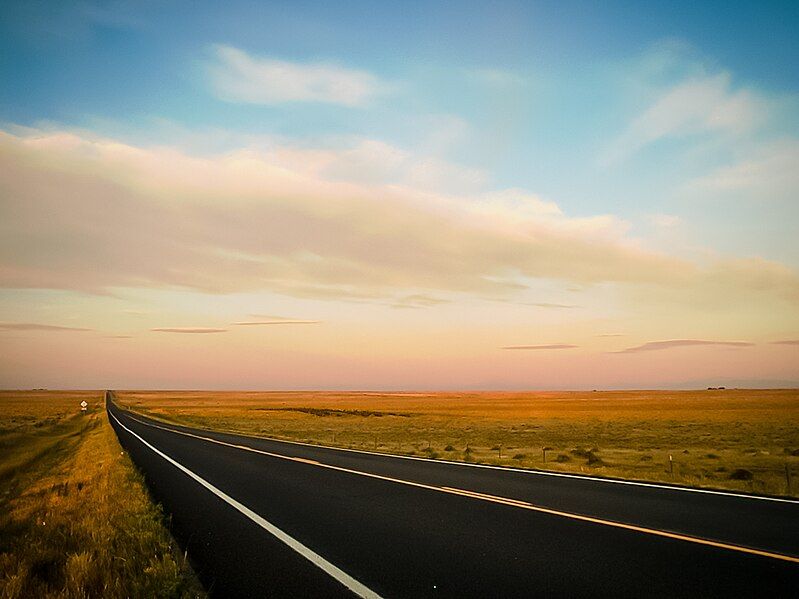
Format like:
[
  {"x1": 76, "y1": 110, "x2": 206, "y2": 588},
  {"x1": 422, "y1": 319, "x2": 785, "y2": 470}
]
[
  {"x1": 502, "y1": 344, "x2": 578, "y2": 350},
  {"x1": 0, "y1": 322, "x2": 92, "y2": 332},
  {"x1": 151, "y1": 328, "x2": 227, "y2": 334},
  {"x1": 232, "y1": 320, "x2": 320, "y2": 326},
  {"x1": 617, "y1": 339, "x2": 753, "y2": 353}
]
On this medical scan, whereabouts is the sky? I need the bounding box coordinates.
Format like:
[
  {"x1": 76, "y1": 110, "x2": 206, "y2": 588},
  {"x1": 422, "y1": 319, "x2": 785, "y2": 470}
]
[{"x1": 1, "y1": 0, "x2": 798, "y2": 390}]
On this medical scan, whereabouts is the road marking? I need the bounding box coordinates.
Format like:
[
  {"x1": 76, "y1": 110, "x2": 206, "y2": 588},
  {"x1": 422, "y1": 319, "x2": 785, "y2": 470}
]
[
  {"x1": 116, "y1": 405, "x2": 799, "y2": 505},
  {"x1": 108, "y1": 411, "x2": 382, "y2": 599},
  {"x1": 111, "y1": 406, "x2": 799, "y2": 565},
  {"x1": 439, "y1": 488, "x2": 799, "y2": 564}
]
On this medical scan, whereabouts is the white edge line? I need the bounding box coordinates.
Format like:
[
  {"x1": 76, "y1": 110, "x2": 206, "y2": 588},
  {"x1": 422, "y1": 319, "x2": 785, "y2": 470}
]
[
  {"x1": 108, "y1": 410, "x2": 382, "y2": 599},
  {"x1": 121, "y1": 407, "x2": 799, "y2": 505}
]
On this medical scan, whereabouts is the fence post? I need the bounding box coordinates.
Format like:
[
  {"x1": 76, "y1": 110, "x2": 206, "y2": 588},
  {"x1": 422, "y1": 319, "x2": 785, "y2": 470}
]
[{"x1": 669, "y1": 454, "x2": 674, "y2": 476}]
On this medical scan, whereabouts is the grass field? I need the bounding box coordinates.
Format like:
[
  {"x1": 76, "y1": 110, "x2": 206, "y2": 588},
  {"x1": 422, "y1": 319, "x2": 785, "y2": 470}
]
[
  {"x1": 116, "y1": 389, "x2": 799, "y2": 498},
  {"x1": 0, "y1": 391, "x2": 204, "y2": 598}
]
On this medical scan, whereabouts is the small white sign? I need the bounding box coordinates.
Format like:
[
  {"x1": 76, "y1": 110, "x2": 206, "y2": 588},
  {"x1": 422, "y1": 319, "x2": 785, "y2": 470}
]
[{"x1": 80, "y1": 400, "x2": 88, "y2": 411}]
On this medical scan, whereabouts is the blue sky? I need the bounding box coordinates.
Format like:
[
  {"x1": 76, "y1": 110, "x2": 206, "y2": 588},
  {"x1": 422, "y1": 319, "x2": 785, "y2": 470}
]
[
  {"x1": 1, "y1": 1, "x2": 797, "y2": 388},
  {"x1": 3, "y1": 2, "x2": 797, "y2": 230}
]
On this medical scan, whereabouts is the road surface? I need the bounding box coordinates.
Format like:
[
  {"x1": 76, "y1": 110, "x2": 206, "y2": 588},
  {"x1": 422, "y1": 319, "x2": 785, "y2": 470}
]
[{"x1": 106, "y1": 393, "x2": 798, "y2": 598}]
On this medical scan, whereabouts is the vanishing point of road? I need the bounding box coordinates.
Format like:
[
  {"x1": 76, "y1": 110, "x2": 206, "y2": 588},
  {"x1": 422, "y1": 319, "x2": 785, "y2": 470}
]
[{"x1": 106, "y1": 392, "x2": 798, "y2": 598}]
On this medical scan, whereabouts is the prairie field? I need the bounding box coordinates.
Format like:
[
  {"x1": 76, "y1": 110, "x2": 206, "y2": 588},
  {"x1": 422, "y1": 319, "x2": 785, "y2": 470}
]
[
  {"x1": 0, "y1": 391, "x2": 203, "y2": 598},
  {"x1": 116, "y1": 388, "x2": 799, "y2": 498}
]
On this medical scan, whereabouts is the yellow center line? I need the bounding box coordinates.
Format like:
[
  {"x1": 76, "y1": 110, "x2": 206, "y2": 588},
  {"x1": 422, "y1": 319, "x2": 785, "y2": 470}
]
[
  {"x1": 439, "y1": 487, "x2": 799, "y2": 563},
  {"x1": 115, "y1": 409, "x2": 799, "y2": 565}
]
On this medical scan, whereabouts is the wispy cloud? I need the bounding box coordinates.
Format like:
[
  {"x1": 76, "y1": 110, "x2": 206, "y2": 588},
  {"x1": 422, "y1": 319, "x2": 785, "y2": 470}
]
[
  {"x1": 772, "y1": 340, "x2": 799, "y2": 346},
  {"x1": 617, "y1": 339, "x2": 754, "y2": 353},
  {"x1": 502, "y1": 344, "x2": 578, "y2": 350},
  {"x1": 105, "y1": 335, "x2": 133, "y2": 339},
  {"x1": 603, "y1": 72, "x2": 766, "y2": 165},
  {"x1": 389, "y1": 294, "x2": 450, "y2": 309},
  {"x1": 0, "y1": 322, "x2": 92, "y2": 332},
  {"x1": 206, "y1": 45, "x2": 385, "y2": 106},
  {"x1": 526, "y1": 302, "x2": 578, "y2": 309},
  {"x1": 249, "y1": 314, "x2": 311, "y2": 320},
  {"x1": 685, "y1": 140, "x2": 799, "y2": 203},
  {"x1": 151, "y1": 328, "x2": 227, "y2": 334},
  {"x1": 318, "y1": 138, "x2": 488, "y2": 194},
  {"x1": 232, "y1": 320, "x2": 320, "y2": 326}
]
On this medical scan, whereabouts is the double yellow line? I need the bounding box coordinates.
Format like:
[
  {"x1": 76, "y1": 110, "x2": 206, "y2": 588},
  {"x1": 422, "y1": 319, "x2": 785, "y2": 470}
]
[{"x1": 115, "y1": 407, "x2": 799, "y2": 565}]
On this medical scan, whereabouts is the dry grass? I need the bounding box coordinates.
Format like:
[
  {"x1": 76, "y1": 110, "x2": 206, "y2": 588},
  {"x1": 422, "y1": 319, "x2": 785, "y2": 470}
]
[
  {"x1": 116, "y1": 389, "x2": 799, "y2": 498},
  {"x1": 0, "y1": 391, "x2": 204, "y2": 598}
]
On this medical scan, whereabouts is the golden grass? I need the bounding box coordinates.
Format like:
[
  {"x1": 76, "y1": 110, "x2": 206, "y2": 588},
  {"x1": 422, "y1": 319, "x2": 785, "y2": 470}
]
[
  {"x1": 0, "y1": 391, "x2": 204, "y2": 598},
  {"x1": 116, "y1": 389, "x2": 799, "y2": 498}
]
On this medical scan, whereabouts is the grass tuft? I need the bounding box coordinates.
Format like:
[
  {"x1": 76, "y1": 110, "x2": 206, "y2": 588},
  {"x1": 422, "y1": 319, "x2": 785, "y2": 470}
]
[{"x1": 0, "y1": 391, "x2": 204, "y2": 598}]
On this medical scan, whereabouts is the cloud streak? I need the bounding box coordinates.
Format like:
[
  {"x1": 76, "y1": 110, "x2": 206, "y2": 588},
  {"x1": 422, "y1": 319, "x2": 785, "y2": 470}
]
[
  {"x1": 0, "y1": 322, "x2": 92, "y2": 332},
  {"x1": 772, "y1": 340, "x2": 799, "y2": 346},
  {"x1": 232, "y1": 320, "x2": 320, "y2": 326},
  {"x1": 526, "y1": 302, "x2": 577, "y2": 309},
  {"x1": 603, "y1": 72, "x2": 765, "y2": 164},
  {"x1": 617, "y1": 339, "x2": 754, "y2": 353},
  {"x1": 389, "y1": 294, "x2": 450, "y2": 309},
  {"x1": 207, "y1": 45, "x2": 385, "y2": 106},
  {"x1": 686, "y1": 140, "x2": 799, "y2": 203},
  {"x1": 151, "y1": 328, "x2": 227, "y2": 334},
  {"x1": 502, "y1": 344, "x2": 578, "y2": 350}
]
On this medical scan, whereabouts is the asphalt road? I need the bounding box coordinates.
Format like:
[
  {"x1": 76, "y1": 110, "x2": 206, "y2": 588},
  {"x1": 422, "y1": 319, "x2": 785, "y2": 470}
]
[{"x1": 106, "y1": 393, "x2": 798, "y2": 598}]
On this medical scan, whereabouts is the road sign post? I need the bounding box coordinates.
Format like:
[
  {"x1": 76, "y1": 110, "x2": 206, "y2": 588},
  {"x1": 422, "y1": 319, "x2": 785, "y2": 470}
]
[{"x1": 80, "y1": 400, "x2": 88, "y2": 412}]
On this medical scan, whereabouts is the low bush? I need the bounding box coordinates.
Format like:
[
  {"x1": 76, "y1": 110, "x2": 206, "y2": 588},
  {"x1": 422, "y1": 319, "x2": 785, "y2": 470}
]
[{"x1": 730, "y1": 468, "x2": 754, "y2": 481}]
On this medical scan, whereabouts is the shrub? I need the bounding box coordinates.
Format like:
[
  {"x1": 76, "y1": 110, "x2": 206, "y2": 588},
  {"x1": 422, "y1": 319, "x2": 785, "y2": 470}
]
[
  {"x1": 444, "y1": 445, "x2": 455, "y2": 452},
  {"x1": 512, "y1": 453, "x2": 526, "y2": 460},
  {"x1": 555, "y1": 454, "x2": 571, "y2": 463},
  {"x1": 730, "y1": 468, "x2": 754, "y2": 481},
  {"x1": 587, "y1": 451, "x2": 604, "y2": 466}
]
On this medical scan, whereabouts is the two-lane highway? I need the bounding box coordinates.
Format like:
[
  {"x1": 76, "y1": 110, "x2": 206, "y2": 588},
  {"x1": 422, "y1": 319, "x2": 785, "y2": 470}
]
[{"x1": 107, "y1": 393, "x2": 798, "y2": 598}]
